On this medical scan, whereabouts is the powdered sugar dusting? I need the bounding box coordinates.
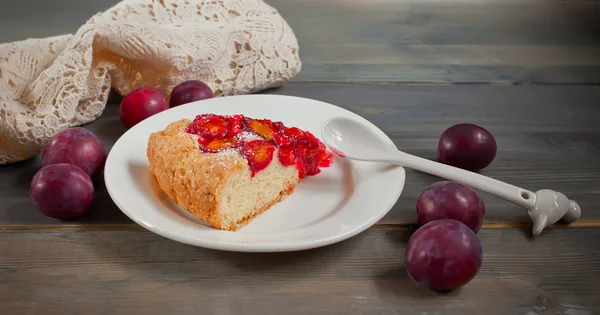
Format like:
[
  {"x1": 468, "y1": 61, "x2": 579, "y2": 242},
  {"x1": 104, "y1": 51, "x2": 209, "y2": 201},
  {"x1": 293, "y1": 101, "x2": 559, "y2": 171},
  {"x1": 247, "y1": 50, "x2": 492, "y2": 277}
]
[
  {"x1": 206, "y1": 148, "x2": 240, "y2": 173},
  {"x1": 237, "y1": 131, "x2": 263, "y2": 142}
]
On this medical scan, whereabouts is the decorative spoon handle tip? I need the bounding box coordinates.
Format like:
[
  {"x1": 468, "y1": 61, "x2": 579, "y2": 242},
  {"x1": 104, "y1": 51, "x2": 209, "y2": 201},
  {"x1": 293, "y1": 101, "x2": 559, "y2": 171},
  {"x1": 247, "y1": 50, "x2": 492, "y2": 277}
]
[{"x1": 529, "y1": 189, "x2": 581, "y2": 235}]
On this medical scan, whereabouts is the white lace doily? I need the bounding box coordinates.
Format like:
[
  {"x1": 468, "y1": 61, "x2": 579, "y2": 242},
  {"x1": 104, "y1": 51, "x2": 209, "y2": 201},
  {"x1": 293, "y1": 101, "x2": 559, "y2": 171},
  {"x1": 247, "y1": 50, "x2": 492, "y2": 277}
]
[{"x1": 0, "y1": 0, "x2": 301, "y2": 164}]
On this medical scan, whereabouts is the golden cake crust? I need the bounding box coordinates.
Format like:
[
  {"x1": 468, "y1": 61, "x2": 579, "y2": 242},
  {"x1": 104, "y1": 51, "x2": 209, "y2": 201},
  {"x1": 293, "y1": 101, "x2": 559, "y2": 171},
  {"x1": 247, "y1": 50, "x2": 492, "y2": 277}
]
[
  {"x1": 147, "y1": 119, "x2": 297, "y2": 231},
  {"x1": 147, "y1": 119, "x2": 244, "y2": 230}
]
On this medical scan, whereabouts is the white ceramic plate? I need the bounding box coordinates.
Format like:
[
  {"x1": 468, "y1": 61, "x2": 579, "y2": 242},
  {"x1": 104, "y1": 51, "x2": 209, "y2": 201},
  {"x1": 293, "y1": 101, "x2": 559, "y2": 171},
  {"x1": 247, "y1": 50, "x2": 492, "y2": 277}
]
[{"x1": 104, "y1": 94, "x2": 405, "y2": 252}]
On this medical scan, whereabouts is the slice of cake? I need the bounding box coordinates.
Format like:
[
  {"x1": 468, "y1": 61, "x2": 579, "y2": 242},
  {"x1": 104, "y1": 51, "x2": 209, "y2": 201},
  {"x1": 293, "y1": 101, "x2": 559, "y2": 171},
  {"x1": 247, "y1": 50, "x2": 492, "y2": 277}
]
[{"x1": 146, "y1": 113, "x2": 333, "y2": 231}]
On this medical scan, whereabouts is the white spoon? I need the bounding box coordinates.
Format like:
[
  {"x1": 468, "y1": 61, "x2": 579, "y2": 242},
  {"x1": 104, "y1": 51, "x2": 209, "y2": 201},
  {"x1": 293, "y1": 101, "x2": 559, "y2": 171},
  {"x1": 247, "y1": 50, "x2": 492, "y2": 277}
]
[{"x1": 321, "y1": 117, "x2": 581, "y2": 235}]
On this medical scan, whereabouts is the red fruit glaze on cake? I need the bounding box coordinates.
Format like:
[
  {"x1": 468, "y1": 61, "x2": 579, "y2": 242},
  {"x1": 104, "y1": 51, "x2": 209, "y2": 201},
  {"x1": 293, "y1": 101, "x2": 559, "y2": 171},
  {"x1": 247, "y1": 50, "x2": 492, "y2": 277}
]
[
  {"x1": 186, "y1": 114, "x2": 333, "y2": 177},
  {"x1": 241, "y1": 140, "x2": 275, "y2": 175},
  {"x1": 188, "y1": 114, "x2": 230, "y2": 138}
]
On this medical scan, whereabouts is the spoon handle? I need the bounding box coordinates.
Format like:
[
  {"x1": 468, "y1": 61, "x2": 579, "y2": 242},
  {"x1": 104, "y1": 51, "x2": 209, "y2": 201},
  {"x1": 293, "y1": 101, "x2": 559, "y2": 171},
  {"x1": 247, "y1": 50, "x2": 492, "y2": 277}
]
[
  {"x1": 389, "y1": 151, "x2": 536, "y2": 209},
  {"x1": 368, "y1": 149, "x2": 581, "y2": 235}
]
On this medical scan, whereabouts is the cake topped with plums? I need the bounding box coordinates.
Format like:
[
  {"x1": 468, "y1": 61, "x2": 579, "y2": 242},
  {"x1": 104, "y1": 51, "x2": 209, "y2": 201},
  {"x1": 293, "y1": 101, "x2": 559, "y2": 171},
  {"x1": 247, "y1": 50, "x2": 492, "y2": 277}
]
[{"x1": 146, "y1": 113, "x2": 333, "y2": 231}]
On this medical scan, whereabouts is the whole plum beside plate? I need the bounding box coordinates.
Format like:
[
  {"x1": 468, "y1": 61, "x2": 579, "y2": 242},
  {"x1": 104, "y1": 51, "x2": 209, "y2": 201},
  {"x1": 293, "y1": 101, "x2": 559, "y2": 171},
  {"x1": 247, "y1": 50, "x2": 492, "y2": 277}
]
[
  {"x1": 30, "y1": 163, "x2": 94, "y2": 220},
  {"x1": 169, "y1": 80, "x2": 214, "y2": 107},
  {"x1": 405, "y1": 219, "x2": 483, "y2": 292},
  {"x1": 437, "y1": 123, "x2": 497, "y2": 172},
  {"x1": 417, "y1": 181, "x2": 485, "y2": 233},
  {"x1": 41, "y1": 127, "x2": 106, "y2": 179},
  {"x1": 120, "y1": 86, "x2": 169, "y2": 129}
]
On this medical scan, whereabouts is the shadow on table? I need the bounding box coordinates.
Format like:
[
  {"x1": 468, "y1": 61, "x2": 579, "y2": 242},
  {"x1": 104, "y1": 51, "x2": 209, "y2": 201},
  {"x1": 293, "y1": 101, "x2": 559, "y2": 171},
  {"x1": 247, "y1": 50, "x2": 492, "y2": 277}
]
[
  {"x1": 373, "y1": 268, "x2": 463, "y2": 301},
  {"x1": 83, "y1": 225, "x2": 362, "y2": 283}
]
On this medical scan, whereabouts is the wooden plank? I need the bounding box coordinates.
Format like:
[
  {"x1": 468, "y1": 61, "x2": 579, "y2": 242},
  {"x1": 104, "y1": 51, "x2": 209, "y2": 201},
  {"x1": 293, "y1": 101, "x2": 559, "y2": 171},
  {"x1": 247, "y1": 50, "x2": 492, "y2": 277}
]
[
  {"x1": 295, "y1": 46, "x2": 600, "y2": 67},
  {"x1": 271, "y1": 0, "x2": 600, "y2": 46},
  {"x1": 1, "y1": 84, "x2": 599, "y2": 226},
  {"x1": 0, "y1": 228, "x2": 599, "y2": 314},
  {"x1": 295, "y1": 65, "x2": 600, "y2": 84},
  {"x1": 272, "y1": 0, "x2": 600, "y2": 83},
  {"x1": 0, "y1": 0, "x2": 599, "y2": 83}
]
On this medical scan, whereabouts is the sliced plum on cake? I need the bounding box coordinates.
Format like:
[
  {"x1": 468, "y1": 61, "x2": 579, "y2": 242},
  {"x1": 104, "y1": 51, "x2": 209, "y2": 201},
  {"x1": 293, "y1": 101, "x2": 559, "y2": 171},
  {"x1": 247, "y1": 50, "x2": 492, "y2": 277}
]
[{"x1": 185, "y1": 113, "x2": 333, "y2": 178}]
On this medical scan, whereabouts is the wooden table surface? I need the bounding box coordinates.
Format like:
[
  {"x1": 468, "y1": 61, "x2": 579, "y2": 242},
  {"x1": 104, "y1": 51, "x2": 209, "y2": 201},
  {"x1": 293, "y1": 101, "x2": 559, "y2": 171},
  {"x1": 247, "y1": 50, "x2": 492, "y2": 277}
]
[{"x1": 1, "y1": 0, "x2": 600, "y2": 314}]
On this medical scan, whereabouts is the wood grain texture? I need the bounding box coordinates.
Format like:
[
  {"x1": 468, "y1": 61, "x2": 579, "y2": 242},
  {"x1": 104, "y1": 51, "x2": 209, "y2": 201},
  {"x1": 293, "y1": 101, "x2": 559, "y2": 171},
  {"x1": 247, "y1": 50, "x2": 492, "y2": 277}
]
[
  {"x1": 0, "y1": 0, "x2": 599, "y2": 83},
  {"x1": 1, "y1": 84, "x2": 599, "y2": 227},
  {"x1": 275, "y1": 0, "x2": 600, "y2": 83},
  {"x1": 1, "y1": 228, "x2": 599, "y2": 314},
  {"x1": 1, "y1": 1, "x2": 598, "y2": 313}
]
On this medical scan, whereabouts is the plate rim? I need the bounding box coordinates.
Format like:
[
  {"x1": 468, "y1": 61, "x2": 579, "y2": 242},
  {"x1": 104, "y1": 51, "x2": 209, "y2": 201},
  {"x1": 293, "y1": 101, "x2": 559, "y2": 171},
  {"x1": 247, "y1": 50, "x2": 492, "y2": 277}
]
[{"x1": 104, "y1": 94, "x2": 405, "y2": 252}]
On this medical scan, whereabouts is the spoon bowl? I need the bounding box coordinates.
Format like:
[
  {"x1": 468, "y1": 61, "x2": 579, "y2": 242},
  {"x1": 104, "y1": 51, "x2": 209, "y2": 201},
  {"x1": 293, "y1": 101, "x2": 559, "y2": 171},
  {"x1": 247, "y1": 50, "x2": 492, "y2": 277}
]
[{"x1": 323, "y1": 117, "x2": 396, "y2": 160}]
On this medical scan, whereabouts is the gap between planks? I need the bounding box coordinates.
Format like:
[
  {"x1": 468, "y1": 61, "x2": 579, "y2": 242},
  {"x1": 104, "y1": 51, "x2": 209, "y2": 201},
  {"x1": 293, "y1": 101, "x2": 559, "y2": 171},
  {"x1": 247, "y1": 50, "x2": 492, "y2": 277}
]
[
  {"x1": 272, "y1": 81, "x2": 600, "y2": 87},
  {"x1": 1, "y1": 221, "x2": 600, "y2": 232}
]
